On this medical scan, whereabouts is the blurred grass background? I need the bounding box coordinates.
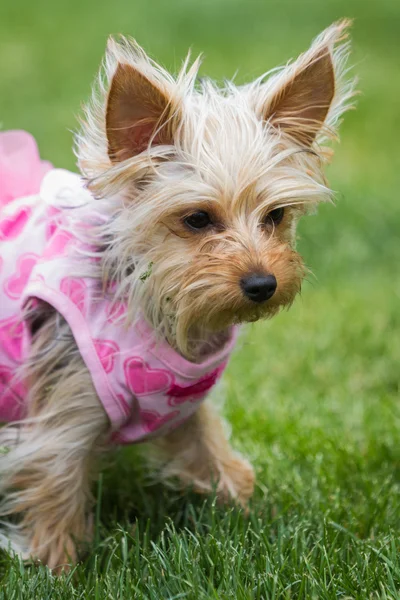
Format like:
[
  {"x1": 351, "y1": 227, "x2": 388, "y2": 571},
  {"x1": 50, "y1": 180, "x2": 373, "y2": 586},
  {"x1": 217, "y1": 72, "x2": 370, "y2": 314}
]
[
  {"x1": 1, "y1": 0, "x2": 399, "y2": 281},
  {"x1": 0, "y1": 0, "x2": 399, "y2": 596}
]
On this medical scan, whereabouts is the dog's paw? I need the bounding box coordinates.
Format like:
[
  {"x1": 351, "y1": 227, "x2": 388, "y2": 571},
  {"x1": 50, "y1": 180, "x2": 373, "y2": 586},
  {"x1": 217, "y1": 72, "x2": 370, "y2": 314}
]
[
  {"x1": 29, "y1": 531, "x2": 78, "y2": 573},
  {"x1": 216, "y1": 455, "x2": 255, "y2": 507}
]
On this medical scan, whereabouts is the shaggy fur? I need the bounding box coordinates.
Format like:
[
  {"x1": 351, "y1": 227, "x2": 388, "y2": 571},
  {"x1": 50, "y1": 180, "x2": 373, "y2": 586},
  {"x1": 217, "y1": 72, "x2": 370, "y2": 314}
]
[{"x1": 0, "y1": 20, "x2": 355, "y2": 571}]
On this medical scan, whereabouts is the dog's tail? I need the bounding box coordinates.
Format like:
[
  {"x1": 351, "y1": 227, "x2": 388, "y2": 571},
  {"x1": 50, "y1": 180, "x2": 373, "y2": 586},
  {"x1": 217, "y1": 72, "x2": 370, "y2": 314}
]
[{"x1": 0, "y1": 130, "x2": 53, "y2": 208}]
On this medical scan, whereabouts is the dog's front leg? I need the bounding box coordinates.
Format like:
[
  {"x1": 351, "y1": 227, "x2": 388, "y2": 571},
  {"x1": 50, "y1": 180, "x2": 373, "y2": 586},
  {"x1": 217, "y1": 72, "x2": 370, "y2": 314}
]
[
  {"x1": 151, "y1": 401, "x2": 255, "y2": 506},
  {"x1": 0, "y1": 308, "x2": 109, "y2": 571}
]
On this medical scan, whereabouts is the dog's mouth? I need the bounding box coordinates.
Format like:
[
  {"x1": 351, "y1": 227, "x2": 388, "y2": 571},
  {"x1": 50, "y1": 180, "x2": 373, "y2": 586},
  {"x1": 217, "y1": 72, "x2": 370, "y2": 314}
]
[
  {"x1": 236, "y1": 304, "x2": 280, "y2": 324},
  {"x1": 198, "y1": 300, "x2": 279, "y2": 332}
]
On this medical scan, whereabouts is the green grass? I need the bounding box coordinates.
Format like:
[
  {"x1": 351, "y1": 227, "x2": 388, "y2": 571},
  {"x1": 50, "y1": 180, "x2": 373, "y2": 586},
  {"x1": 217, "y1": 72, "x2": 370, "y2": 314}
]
[{"x1": 0, "y1": 0, "x2": 399, "y2": 597}]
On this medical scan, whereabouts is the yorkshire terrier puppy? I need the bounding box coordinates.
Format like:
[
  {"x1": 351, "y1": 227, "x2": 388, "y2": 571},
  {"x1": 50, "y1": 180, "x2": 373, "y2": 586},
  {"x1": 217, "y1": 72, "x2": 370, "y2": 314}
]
[{"x1": 0, "y1": 20, "x2": 355, "y2": 570}]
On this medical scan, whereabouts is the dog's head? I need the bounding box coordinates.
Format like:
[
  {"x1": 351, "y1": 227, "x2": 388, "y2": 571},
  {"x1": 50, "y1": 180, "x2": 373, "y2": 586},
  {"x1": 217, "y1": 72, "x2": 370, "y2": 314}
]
[{"x1": 77, "y1": 20, "x2": 355, "y2": 356}]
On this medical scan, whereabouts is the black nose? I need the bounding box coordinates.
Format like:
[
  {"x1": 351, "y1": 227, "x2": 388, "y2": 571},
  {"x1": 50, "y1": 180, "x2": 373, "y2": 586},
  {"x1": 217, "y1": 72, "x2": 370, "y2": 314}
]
[{"x1": 241, "y1": 274, "x2": 277, "y2": 303}]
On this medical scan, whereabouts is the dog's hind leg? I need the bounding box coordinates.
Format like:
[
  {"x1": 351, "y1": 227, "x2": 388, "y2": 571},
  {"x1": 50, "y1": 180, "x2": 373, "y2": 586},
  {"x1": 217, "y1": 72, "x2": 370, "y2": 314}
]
[{"x1": 0, "y1": 305, "x2": 108, "y2": 572}]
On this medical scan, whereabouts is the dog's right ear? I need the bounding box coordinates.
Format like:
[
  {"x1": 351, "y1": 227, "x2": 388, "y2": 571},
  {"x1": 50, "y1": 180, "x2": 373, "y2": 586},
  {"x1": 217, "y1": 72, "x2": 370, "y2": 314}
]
[{"x1": 106, "y1": 39, "x2": 177, "y2": 162}]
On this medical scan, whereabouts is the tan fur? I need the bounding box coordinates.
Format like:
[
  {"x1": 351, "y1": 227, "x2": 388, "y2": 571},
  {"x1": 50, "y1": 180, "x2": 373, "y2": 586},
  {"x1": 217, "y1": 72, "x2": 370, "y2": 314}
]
[
  {"x1": 151, "y1": 401, "x2": 255, "y2": 505},
  {"x1": 0, "y1": 306, "x2": 109, "y2": 571},
  {"x1": 0, "y1": 21, "x2": 355, "y2": 570}
]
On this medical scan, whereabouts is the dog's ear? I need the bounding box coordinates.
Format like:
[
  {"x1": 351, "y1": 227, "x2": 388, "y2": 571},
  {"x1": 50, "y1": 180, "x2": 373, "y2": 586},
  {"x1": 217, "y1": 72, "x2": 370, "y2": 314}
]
[
  {"x1": 264, "y1": 48, "x2": 334, "y2": 146},
  {"x1": 106, "y1": 42, "x2": 176, "y2": 162},
  {"x1": 254, "y1": 20, "x2": 353, "y2": 146}
]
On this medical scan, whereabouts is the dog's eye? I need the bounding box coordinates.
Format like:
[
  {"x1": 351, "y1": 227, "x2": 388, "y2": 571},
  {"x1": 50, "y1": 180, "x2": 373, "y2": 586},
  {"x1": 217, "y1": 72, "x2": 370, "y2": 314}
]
[
  {"x1": 184, "y1": 211, "x2": 212, "y2": 230},
  {"x1": 264, "y1": 206, "x2": 285, "y2": 226}
]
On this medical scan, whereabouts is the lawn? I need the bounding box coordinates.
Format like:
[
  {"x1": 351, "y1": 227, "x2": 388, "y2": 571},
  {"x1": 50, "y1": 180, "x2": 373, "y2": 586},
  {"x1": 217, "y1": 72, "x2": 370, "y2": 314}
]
[{"x1": 0, "y1": 0, "x2": 399, "y2": 597}]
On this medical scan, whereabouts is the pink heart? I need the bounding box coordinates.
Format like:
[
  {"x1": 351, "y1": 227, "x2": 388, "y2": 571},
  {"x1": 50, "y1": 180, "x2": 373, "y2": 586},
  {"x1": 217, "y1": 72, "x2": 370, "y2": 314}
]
[
  {"x1": 167, "y1": 364, "x2": 225, "y2": 406},
  {"x1": 140, "y1": 409, "x2": 180, "y2": 433},
  {"x1": 93, "y1": 339, "x2": 119, "y2": 374},
  {"x1": 3, "y1": 253, "x2": 39, "y2": 299},
  {"x1": 0, "y1": 365, "x2": 26, "y2": 421},
  {"x1": 60, "y1": 277, "x2": 87, "y2": 314},
  {"x1": 0, "y1": 316, "x2": 24, "y2": 362},
  {"x1": 124, "y1": 356, "x2": 172, "y2": 397},
  {"x1": 0, "y1": 206, "x2": 31, "y2": 240}
]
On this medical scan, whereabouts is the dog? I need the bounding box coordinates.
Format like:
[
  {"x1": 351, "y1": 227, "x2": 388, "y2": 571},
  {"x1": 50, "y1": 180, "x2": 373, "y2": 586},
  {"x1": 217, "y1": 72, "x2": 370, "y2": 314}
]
[{"x1": 0, "y1": 19, "x2": 355, "y2": 570}]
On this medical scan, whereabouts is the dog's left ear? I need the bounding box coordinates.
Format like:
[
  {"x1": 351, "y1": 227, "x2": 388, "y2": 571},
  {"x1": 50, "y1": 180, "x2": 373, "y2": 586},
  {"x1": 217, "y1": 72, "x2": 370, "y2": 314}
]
[
  {"x1": 106, "y1": 39, "x2": 177, "y2": 162},
  {"x1": 254, "y1": 19, "x2": 354, "y2": 146}
]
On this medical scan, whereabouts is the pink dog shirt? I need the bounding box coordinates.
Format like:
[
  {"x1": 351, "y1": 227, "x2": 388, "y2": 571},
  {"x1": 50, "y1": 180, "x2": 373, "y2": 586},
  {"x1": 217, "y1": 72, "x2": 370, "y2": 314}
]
[{"x1": 0, "y1": 131, "x2": 237, "y2": 442}]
